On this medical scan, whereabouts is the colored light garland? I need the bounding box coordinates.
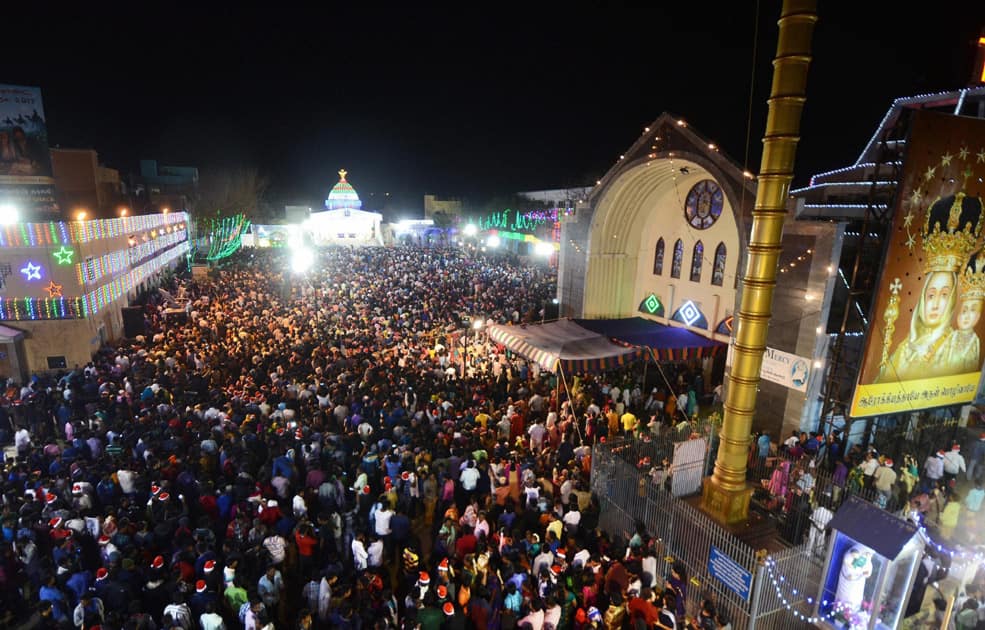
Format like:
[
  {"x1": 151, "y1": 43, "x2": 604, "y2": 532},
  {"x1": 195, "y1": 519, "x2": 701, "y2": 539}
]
[
  {"x1": 0, "y1": 297, "x2": 84, "y2": 321},
  {"x1": 0, "y1": 212, "x2": 187, "y2": 248},
  {"x1": 206, "y1": 214, "x2": 251, "y2": 261}
]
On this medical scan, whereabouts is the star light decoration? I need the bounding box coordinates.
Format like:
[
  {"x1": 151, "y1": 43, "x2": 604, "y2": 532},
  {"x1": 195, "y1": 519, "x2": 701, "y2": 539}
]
[
  {"x1": 53, "y1": 246, "x2": 74, "y2": 265},
  {"x1": 20, "y1": 261, "x2": 42, "y2": 281},
  {"x1": 45, "y1": 280, "x2": 62, "y2": 298}
]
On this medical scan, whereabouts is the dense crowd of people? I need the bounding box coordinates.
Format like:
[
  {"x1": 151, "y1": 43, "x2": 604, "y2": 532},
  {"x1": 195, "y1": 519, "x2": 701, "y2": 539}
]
[{"x1": 0, "y1": 246, "x2": 726, "y2": 630}]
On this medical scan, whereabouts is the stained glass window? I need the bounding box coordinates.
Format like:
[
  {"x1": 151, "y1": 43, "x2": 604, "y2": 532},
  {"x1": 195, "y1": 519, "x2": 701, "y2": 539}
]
[
  {"x1": 684, "y1": 180, "x2": 724, "y2": 229},
  {"x1": 690, "y1": 241, "x2": 703, "y2": 282},
  {"x1": 671, "y1": 239, "x2": 683, "y2": 279},
  {"x1": 653, "y1": 238, "x2": 665, "y2": 275},
  {"x1": 712, "y1": 242, "x2": 727, "y2": 286}
]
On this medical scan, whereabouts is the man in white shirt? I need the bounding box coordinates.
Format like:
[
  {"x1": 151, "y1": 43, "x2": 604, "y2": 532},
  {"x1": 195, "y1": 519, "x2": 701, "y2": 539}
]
[
  {"x1": 199, "y1": 602, "x2": 226, "y2": 630},
  {"x1": 943, "y1": 444, "x2": 967, "y2": 485},
  {"x1": 374, "y1": 504, "x2": 393, "y2": 537},
  {"x1": 562, "y1": 507, "x2": 582, "y2": 534},
  {"x1": 351, "y1": 534, "x2": 369, "y2": 571},
  {"x1": 528, "y1": 421, "x2": 547, "y2": 453},
  {"x1": 460, "y1": 460, "x2": 480, "y2": 493},
  {"x1": 367, "y1": 536, "x2": 384, "y2": 568},
  {"x1": 14, "y1": 427, "x2": 31, "y2": 457}
]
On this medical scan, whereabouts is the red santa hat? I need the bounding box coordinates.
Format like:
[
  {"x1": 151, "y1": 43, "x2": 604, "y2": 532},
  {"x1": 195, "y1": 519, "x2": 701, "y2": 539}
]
[
  {"x1": 418, "y1": 571, "x2": 430, "y2": 585},
  {"x1": 437, "y1": 585, "x2": 448, "y2": 599},
  {"x1": 158, "y1": 492, "x2": 170, "y2": 501},
  {"x1": 556, "y1": 550, "x2": 566, "y2": 560},
  {"x1": 196, "y1": 579, "x2": 207, "y2": 593},
  {"x1": 401, "y1": 471, "x2": 410, "y2": 481},
  {"x1": 151, "y1": 485, "x2": 161, "y2": 495},
  {"x1": 204, "y1": 560, "x2": 216, "y2": 573},
  {"x1": 49, "y1": 517, "x2": 63, "y2": 529},
  {"x1": 72, "y1": 483, "x2": 83, "y2": 495},
  {"x1": 551, "y1": 564, "x2": 563, "y2": 577},
  {"x1": 45, "y1": 492, "x2": 57, "y2": 504},
  {"x1": 443, "y1": 602, "x2": 455, "y2": 616},
  {"x1": 295, "y1": 429, "x2": 304, "y2": 440},
  {"x1": 884, "y1": 459, "x2": 894, "y2": 467},
  {"x1": 438, "y1": 558, "x2": 450, "y2": 572},
  {"x1": 384, "y1": 476, "x2": 392, "y2": 484},
  {"x1": 362, "y1": 485, "x2": 371, "y2": 495},
  {"x1": 98, "y1": 535, "x2": 110, "y2": 545},
  {"x1": 151, "y1": 555, "x2": 165, "y2": 569},
  {"x1": 96, "y1": 567, "x2": 109, "y2": 581}
]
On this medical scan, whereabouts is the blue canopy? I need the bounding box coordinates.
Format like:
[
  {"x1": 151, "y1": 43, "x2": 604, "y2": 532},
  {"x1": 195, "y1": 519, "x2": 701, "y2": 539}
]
[
  {"x1": 574, "y1": 317, "x2": 724, "y2": 361},
  {"x1": 827, "y1": 495, "x2": 920, "y2": 559}
]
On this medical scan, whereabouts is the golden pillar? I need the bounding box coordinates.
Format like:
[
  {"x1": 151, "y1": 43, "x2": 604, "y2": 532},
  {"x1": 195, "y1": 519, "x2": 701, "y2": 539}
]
[{"x1": 702, "y1": 0, "x2": 817, "y2": 524}]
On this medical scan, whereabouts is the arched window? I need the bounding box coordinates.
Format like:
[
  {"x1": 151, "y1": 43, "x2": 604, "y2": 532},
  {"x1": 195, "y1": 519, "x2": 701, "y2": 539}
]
[
  {"x1": 712, "y1": 242, "x2": 727, "y2": 286},
  {"x1": 671, "y1": 239, "x2": 683, "y2": 279},
  {"x1": 653, "y1": 238, "x2": 665, "y2": 275},
  {"x1": 690, "y1": 241, "x2": 703, "y2": 282}
]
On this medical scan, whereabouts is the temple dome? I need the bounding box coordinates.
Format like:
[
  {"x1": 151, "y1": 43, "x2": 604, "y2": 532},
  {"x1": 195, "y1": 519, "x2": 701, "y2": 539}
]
[{"x1": 325, "y1": 168, "x2": 362, "y2": 210}]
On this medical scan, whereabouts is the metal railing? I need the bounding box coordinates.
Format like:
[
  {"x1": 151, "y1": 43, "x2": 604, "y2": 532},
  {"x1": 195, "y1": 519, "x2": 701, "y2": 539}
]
[{"x1": 593, "y1": 439, "x2": 823, "y2": 629}]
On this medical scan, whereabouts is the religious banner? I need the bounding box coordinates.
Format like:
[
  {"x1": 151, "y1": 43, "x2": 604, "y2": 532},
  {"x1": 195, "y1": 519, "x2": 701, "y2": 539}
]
[
  {"x1": 0, "y1": 85, "x2": 56, "y2": 216},
  {"x1": 851, "y1": 110, "x2": 985, "y2": 417}
]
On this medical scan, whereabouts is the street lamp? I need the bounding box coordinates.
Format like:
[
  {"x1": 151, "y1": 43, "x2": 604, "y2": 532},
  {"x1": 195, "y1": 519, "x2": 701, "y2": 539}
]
[{"x1": 0, "y1": 203, "x2": 19, "y2": 225}]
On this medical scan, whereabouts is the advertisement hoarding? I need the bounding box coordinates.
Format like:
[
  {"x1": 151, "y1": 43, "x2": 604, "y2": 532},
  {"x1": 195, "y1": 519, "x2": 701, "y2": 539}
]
[
  {"x1": 0, "y1": 84, "x2": 56, "y2": 214},
  {"x1": 726, "y1": 342, "x2": 811, "y2": 392},
  {"x1": 851, "y1": 110, "x2": 985, "y2": 417}
]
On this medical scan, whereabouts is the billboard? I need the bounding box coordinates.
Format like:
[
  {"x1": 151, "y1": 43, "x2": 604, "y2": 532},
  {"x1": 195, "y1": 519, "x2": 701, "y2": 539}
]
[
  {"x1": 851, "y1": 110, "x2": 985, "y2": 417},
  {"x1": 0, "y1": 84, "x2": 56, "y2": 213},
  {"x1": 725, "y1": 342, "x2": 811, "y2": 392}
]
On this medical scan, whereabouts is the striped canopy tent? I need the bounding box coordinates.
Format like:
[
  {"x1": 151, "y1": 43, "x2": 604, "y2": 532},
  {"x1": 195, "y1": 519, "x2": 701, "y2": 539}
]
[
  {"x1": 574, "y1": 317, "x2": 725, "y2": 361},
  {"x1": 485, "y1": 319, "x2": 646, "y2": 374}
]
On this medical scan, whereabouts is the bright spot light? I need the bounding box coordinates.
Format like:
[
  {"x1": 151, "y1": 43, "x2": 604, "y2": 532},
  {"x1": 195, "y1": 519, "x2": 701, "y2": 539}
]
[
  {"x1": 472, "y1": 318, "x2": 484, "y2": 330},
  {"x1": 813, "y1": 360, "x2": 823, "y2": 369},
  {"x1": 291, "y1": 248, "x2": 314, "y2": 274},
  {"x1": 287, "y1": 225, "x2": 304, "y2": 249},
  {"x1": 487, "y1": 235, "x2": 500, "y2": 248},
  {"x1": 0, "y1": 203, "x2": 18, "y2": 224},
  {"x1": 552, "y1": 298, "x2": 559, "y2": 305},
  {"x1": 76, "y1": 211, "x2": 87, "y2": 221},
  {"x1": 535, "y1": 242, "x2": 554, "y2": 257},
  {"x1": 464, "y1": 223, "x2": 477, "y2": 236}
]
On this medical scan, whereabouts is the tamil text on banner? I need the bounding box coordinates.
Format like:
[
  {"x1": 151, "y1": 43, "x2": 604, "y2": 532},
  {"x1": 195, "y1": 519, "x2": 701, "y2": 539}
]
[
  {"x1": 851, "y1": 110, "x2": 985, "y2": 417},
  {"x1": 0, "y1": 85, "x2": 56, "y2": 215}
]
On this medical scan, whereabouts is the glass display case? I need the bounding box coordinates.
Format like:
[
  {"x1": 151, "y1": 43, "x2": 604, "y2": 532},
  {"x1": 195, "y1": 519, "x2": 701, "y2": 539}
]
[{"x1": 814, "y1": 496, "x2": 923, "y2": 630}]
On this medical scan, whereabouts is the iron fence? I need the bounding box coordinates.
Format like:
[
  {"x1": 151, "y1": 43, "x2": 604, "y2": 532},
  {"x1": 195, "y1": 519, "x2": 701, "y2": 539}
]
[{"x1": 592, "y1": 439, "x2": 822, "y2": 629}]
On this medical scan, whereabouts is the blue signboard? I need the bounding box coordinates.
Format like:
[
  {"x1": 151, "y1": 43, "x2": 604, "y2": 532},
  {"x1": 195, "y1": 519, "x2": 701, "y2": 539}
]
[{"x1": 708, "y1": 545, "x2": 752, "y2": 601}]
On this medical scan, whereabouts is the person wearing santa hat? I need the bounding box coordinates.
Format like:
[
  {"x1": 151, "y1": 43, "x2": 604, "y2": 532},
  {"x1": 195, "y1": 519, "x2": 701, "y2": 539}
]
[
  {"x1": 924, "y1": 450, "x2": 945, "y2": 486},
  {"x1": 189, "y1": 578, "x2": 217, "y2": 621},
  {"x1": 943, "y1": 442, "x2": 967, "y2": 489},
  {"x1": 874, "y1": 458, "x2": 898, "y2": 509}
]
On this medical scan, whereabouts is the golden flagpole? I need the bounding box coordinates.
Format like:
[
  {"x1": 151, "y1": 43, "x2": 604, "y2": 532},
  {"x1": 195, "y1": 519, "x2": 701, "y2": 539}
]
[{"x1": 702, "y1": 0, "x2": 818, "y2": 524}]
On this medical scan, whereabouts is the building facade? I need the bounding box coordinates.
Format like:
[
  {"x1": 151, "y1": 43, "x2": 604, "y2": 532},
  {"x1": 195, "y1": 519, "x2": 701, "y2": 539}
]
[
  {"x1": 0, "y1": 212, "x2": 189, "y2": 380},
  {"x1": 50, "y1": 148, "x2": 127, "y2": 220},
  {"x1": 559, "y1": 113, "x2": 841, "y2": 435}
]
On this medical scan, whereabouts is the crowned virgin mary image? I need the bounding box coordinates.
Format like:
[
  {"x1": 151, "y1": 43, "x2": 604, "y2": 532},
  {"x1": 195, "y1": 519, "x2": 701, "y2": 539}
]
[{"x1": 877, "y1": 192, "x2": 985, "y2": 383}]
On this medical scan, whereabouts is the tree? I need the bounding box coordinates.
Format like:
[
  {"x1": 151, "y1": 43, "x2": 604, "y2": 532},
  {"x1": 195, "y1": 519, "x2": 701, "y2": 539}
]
[{"x1": 195, "y1": 167, "x2": 269, "y2": 220}]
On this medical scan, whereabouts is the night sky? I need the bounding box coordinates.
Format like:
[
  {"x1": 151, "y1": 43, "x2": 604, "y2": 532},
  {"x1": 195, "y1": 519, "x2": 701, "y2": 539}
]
[{"x1": 5, "y1": 4, "x2": 983, "y2": 210}]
